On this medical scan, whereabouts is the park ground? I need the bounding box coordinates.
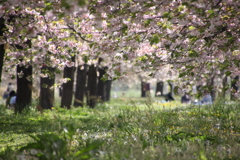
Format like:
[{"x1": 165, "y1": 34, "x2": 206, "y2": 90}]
[{"x1": 0, "y1": 85, "x2": 240, "y2": 159}]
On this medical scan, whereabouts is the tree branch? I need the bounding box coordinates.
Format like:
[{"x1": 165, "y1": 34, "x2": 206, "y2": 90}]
[{"x1": 67, "y1": 24, "x2": 94, "y2": 43}]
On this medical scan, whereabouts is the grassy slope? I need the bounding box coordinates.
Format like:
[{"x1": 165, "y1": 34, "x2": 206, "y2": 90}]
[{"x1": 0, "y1": 97, "x2": 240, "y2": 160}]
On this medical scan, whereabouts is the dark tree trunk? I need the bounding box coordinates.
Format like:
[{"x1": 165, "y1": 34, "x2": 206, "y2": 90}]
[
  {"x1": 141, "y1": 81, "x2": 150, "y2": 97},
  {"x1": 141, "y1": 81, "x2": 145, "y2": 97},
  {"x1": 231, "y1": 76, "x2": 239, "y2": 101},
  {"x1": 105, "y1": 80, "x2": 112, "y2": 101},
  {"x1": 97, "y1": 67, "x2": 112, "y2": 102},
  {"x1": 15, "y1": 65, "x2": 32, "y2": 114},
  {"x1": 60, "y1": 57, "x2": 75, "y2": 109},
  {"x1": 0, "y1": 18, "x2": 5, "y2": 83},
  {"x1": 74, "y1": 64, "x2": 87, "y2": 107},
  {"x1": 0, "y1": 44, "x2": 4, "y2": 83},
  {"x1": 222, "y1": 76, "x2": 228, "y2": 99},
  {"x1": 155, "y1": 81, "x2": 164, "y2": 97},
  {"x1": 97, "y1": 67, "x2": 106, "y2": 102},
  {"x1": 39, "y1": 66, "x2": 55, "y2": 109},
  {"x1": 208, "y1": 77, "x2": 216, "y2": 101},
  {"x1": 87, "y1": 64, "x2": 98, "y2": 108},
  {"x1": 168, "y1": 82, "x2": 174, "y2": 96}
]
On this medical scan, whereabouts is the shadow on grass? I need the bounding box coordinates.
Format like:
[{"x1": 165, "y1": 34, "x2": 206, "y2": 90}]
[{"x1": 0, "y1": 105, "x2": 103, "y2": 149}]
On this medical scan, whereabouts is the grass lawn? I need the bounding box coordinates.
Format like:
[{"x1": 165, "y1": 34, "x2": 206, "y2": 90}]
[{"x1": 0, "y1": 97, "x2": 240, "y2": 160}]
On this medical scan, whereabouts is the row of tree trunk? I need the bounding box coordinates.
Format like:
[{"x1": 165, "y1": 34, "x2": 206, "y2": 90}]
[
  {"x1": 14, "y1": 63, "x2": 112, "y2": 113},
  {"x1": 0, "y1": 17, "x2": 112, "y2": 113},
  {"x1": 0, "y1": 17, "x2": 238, "y2": 112}
]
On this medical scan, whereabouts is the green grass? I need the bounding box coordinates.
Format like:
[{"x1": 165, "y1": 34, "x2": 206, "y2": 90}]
[{"x1": 0, "y1": 97, "x2": 240, "y2": 160}]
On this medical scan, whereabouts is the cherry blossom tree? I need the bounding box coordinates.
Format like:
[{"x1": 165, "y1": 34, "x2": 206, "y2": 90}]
[{"x1": 0, "y1": 0, "x2": 239, "y2": 107}]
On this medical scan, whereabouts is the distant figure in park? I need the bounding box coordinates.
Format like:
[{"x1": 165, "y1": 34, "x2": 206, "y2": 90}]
[
  {"x1": 113, "y1": 92, "x2": 117, "y2": 98},
  {"x1": 181, "y1": 93, "x2": 191, "y2": 104},
  {"x1": 165, "y1": 92, "x2": 175, "y2": 102},
  {"x1": 2, "y1": 83, "x2": 14, "y2": 99},
  {"x1": 201, "y1": 92, "x2": 213, "y2": 105},
  {"x1": 2, "y1": 88, "x2": 10, "y2": 99},
  {"x1": 5, "y1": 90, "x2": 17, "y2": 109}
]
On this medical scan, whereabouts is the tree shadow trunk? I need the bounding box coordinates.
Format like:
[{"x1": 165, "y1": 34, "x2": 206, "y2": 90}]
[
  {"x1": 87, "y1": 64, "x2": 97, "y2": 108},
  {"x1": 97, "y1": 67, "x2": 106, "y2": 102},
  {"x1": 0, "y1": 18, "x2": 5, "y2": 83},
  {"x1": 141, "y1": 81, "x2": 150, "y2": 97},
  {"x1": 231, "y1": 76, "x2": 239, "y2": 101},
  {"x1": 39, "y1": 66, "x2": 55, "y2": 110},
  {"x1": 105, "y1": 80, "x2": 112, "y2": 101},
  {"x1": 61, "y1": 57, "x2": 75, "y2": 109},
  {"x1": 16, "y1": 65, "x2": 32, "y2": 114},
  {"x1": 155, "y1": 81, "x2": 164, "y2": 96},
  {"x1": 74, "y1": 64, "x2": 87, "y2": 107}
]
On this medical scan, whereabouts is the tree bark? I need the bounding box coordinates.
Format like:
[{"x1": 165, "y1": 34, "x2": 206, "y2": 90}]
[
  {"x1": 0, "y1": 18, "x2": 5, "y2": 83},
  {"x1": 0, "y1": 44, "x2": 4, "y2": 83},
  {"x1": 74, "y1": 64, "x2": 87, "y2": 107},
  {"x1": 231, "y1": 76, "x2": 239, "y2": 101},
  {"x1": 105, "y1": 80, "x2": 112, "y2": 101},
  {"x1": 39, "y1": 66, "x2": 55, "y2": 109},
  {"x1": 222, "y1": 76, "x2": 228, "y2": 99},
  {"x1": 97, "y1": 67, "x2": 106, "y2": 102},
  {"x1": 155, "y1": 81, "x2": 164, "y2": 97},
  {"x1": 141, "y1": 81, "x2": 150, "y2": 97},
  {"x1": 208, "y1": 77, "x2": 216, "y2": 101},
  {"x1": 60, "y1": 57, "x2": 75, "y2": 109},
  {"x1": 87, "y1": 64, "x2": 98, "y2": 108},
  {"x1": 15, "y1": 65, "x2": 32, "y2": 114},
  {"x1": 168, "y1": 82, "x2": 174, "y2": 96},
  {"x1": 97, "y1": 67, "x2": 112, "y2": 102}
]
